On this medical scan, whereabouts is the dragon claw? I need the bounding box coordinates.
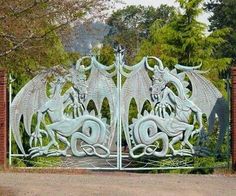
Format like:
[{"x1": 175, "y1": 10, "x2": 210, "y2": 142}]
[
  {"x1": 31, "y1": 151, "x2": 44, "y2": 158},
  {"x1": 191, "y1": 129, "x2": 200, "y2": 138},
  {"x1": 29, "y1": 146, "x2": 50, "y2": 158},
  {"x1": 173, "y1": 149, "x2": 193, "y2": 156},
  {"x1": 30, "y1": 129, "x2": 48, "y2": 147}
]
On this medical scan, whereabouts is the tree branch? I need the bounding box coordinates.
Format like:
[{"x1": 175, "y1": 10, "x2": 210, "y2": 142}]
[
  {"x1": 0, "y1": 33, "x2": 34, "y2": 57},
  {"x1": 0, "y1": 0, "x2": 49, "y2": 20}
]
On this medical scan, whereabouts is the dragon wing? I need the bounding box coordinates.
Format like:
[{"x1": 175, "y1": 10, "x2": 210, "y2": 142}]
[
  {"x1": 10, "y1": 67, "x2": 66, "y2": 155},
  {"x1": 84, "y1": 57, "x2": 117, "y2": 148},
  {"x1": 121, "y1": 58, "x2": 153, "y2": 148},
  {"x1": 175, "y1": 64, "x2": 229, "y2": 150}
]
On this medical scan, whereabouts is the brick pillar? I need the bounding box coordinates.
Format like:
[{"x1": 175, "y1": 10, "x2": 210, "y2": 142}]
[
  {"x1": 0, "y1": 69, "x2": 7, "y2": 169},
  {"x1": 231, "y1": 67, "x2": 236, "y2": 170}
]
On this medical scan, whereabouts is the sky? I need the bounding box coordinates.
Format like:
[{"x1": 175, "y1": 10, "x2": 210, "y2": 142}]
[{"x1": 116, "y1": 0, "x2": 211, "y2": 25}]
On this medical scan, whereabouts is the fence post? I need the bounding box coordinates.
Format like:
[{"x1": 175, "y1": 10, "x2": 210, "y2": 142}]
[{"x1": 0, "y1": 69, "x2": 7, "y2": 169}]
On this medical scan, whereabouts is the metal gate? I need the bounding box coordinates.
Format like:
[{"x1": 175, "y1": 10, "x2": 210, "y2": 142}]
[{"x1": 9, "y1": 47, "x2": 230, "y2": 170}]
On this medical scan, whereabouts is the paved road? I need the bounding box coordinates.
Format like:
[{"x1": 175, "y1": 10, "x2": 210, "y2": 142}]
[{"x1": 0, "y1": 172, "x2": 236, "y2": 196}]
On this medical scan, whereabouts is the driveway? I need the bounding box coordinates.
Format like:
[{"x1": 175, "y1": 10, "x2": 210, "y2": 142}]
[{"x1": 0, "y1": 172, "x2": 235, "y2": 196}]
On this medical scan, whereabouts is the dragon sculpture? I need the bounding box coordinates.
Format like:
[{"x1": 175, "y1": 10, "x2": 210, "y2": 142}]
[
  {"x1": 11, "y1": 48, "x2": 228, "y2": 160},
  {"x1": 11, "y1": 56, "x2": 117, "y2": 158},
  {"x1": 121, "y1": 56, "x2": 229, "y2": 158}
]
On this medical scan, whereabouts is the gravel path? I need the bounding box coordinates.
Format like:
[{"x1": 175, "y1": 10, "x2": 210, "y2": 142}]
[{"x1": 0, "y1": 172, "x2": 236, "y2": 196}]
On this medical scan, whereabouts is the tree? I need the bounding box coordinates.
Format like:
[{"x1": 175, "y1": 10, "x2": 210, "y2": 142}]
[
  {"x1": 137, "y1": 0, "x2": 231, "y2": 93},
  {"x1": 205, "y1": 0, "x2": 236, "y2": 64},
  {"x1": 4, "y1": 1, "x2": 116, "y2": 166},
  {"x1": 0, "y1": 0, "x2": 114, "y2": 74},
  {"x1": 105, "y1": 5, "x2": 176, "y2": 64}
]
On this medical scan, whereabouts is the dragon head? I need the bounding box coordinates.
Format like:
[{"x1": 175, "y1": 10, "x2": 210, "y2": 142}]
[
  {"x1": 150, "y1": 65, "x2": 167, "y2": 102},
  {"x1": 70, "y1": 61, "x2": 88, "y2": 103}
]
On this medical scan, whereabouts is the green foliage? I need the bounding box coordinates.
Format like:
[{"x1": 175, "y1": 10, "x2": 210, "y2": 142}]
[
  {"x1": 105, "y1": 5, "x2": 176, "y2": 64},
  {"x1": 137, "y1": 0, "x2": 231, "y2": 94},
  {"x1": 0, "y1": 0, "x2": 113, "y2": 74},
  {"x1": 11, "y1": 156, "x2": 61, "y2": 167},
  {"x1": 205, "y1": 0, "x2": 236, "y2": 64},
  {"x1": 94, "y1": 44, "x2": 115, "y2": 65}
]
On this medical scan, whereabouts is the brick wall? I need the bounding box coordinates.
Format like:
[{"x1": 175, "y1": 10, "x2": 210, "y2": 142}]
[
  {"x1": 231, "y1": 67, "x2": 236, "y2": 170},
  {"x1": 0, "y1": 70, "x2": 7, "y2": 168}
]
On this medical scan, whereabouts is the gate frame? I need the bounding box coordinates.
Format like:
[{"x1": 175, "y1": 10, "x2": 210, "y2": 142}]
[{"x1": 0, "y1": 67, "x2": 235, "y2": 170}]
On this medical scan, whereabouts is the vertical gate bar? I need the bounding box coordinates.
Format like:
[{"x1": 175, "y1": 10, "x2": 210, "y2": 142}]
[
  {"x1": 8, "y1": 74, "x2": 12, "y2": 166},
  {"x1": 116, "y1": 67, "x2": 120, "y2": 169},
  {"x1": 119, "y1": 63, "x2": 122, "y2": 169},
  {"x1": 116, "y1": 51, "x2": 122, "y2": 170}
]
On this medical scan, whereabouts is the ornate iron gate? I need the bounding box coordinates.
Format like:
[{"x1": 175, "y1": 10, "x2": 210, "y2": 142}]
[{"x1": 9, "y1": 47, "x2": 230, "y2": 170}]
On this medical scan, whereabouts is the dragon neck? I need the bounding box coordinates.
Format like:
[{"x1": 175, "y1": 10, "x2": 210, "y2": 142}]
[{"x1": 165, "y1": 73, "x2": 186, "y2": 100}]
